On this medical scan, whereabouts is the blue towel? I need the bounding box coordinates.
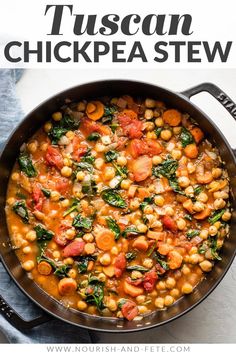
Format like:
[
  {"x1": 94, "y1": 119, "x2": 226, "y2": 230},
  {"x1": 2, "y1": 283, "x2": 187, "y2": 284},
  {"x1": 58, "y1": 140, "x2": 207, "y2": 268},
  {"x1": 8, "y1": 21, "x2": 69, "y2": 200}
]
[{"x1": 0, "y1": 69, "x2": 91, "y2": 343}]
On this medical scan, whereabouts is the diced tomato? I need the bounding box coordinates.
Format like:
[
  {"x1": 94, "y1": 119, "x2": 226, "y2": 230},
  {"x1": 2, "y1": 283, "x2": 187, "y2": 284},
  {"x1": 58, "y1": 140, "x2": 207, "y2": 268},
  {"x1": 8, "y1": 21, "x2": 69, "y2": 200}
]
[
  {"x1": 146, "y1": 140, "x2": 163, "y2": 155},
  {"x1": 143, "y1": 270, "x2": 158, "y2": 292},
  {"x1": 114, "y1": 253, "x2": 126, "y2": 278},
  {"x1": 55, "y1": 178, "x2": 70, "y2": 194},
  {"x1": 45, "y1": 146, "x2": 64, "y2": 170},
  {"x1": 54, "y1": 224, "x2": 71, "y2": 247},
  {"x1": 126, "y1": 277, "x2": 143, "y2": 287},
  {"x1": 155, "y1": 263, "x2": 166, "y2": 275},
  {"x1": 62, "y1": 239, "x2": 85, "y2": 257},
  {"x1": 121, "y1": 300, "x2": 139, "y2": 321},
  {"x1": 130, "y1": 139, "x2": 163, "y2": 158},
  {"x1": 116, "y1": 137, "x2": 128, "y2": 151},
  {"x1": 32, "y1": 185, "x2": 45, "y2": 211},
  {"x1": 81, "y1": 117, "x2": 110, "y2": 136},
  {"x1": 162, "y1": 215, "x2": 178, "y2": 232},
  {"x1": 132, "y1": 155, "x2": 152, "y2": 182},
  {"x1": 118, "y1": 112, "x2": 143, "y2": 139}
]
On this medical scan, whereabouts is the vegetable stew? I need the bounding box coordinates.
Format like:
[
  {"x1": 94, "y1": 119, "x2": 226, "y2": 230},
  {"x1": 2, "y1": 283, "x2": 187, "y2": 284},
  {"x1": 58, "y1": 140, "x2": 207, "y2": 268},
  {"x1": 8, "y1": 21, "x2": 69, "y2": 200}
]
[{"x1": 6, "y1": 95, "x2": 231, "y2": 321}]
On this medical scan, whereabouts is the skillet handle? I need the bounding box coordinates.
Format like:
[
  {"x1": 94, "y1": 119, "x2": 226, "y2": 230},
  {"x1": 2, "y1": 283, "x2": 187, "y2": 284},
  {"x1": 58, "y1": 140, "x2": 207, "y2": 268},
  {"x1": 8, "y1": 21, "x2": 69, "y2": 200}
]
[
  {"x1": 0, "y1": 294, "x2": 51, "y2": 331},
  {"x1": 181, "y1": 82, "x2": 236, "y2": 157}
]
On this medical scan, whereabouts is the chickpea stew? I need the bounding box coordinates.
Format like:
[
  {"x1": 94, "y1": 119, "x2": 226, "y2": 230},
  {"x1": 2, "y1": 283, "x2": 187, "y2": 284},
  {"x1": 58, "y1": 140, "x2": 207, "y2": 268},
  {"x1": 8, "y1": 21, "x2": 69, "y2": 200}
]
[{"x1": 6, "y1": 95, "x2": 231, "y2": 321}]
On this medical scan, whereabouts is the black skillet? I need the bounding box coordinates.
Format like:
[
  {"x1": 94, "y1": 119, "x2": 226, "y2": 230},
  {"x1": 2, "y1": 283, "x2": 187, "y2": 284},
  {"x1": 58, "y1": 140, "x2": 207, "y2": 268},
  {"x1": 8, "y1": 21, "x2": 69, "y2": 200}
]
[{"x1": 0, "y1": 80, "x2": 236, "y2": 333}]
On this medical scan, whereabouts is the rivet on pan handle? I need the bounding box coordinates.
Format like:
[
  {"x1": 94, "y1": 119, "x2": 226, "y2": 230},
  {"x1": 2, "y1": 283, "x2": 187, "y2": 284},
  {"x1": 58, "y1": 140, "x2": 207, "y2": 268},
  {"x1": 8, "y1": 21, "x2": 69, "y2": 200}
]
[
  {"x1": 181, "y1": 82, "x2": 236, "y2": 157},
  {"x1": 0, "y1": 294, "x2": 51, "y2": 331}
]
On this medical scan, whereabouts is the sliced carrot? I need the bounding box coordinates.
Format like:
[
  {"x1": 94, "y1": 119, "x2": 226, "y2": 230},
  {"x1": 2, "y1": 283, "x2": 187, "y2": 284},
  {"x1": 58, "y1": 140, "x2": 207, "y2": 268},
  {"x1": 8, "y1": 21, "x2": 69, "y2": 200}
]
[
  {"x1": 163, "y1": 109, "x2": 182, "y2": 126},
  {"x1": 95, "y1": 229, "x2": 115, "y2": 251},
  {"x1": 136, "y1": 187, "x2": 150, "y2": 200},
  {"x1": 87, "y1": 261, "x2": 94, "y2": 271},
  {"x1": 122, "y1": 109, "x2": 138, "y2": 120},
  {"x1": 194, "y1": 207, "x2": 211, "y2": 220},
  {"x1": 58, "y1": 278, "x2": 77, "y2": 296},
  {"x1": 147, "y1": 230, "x2": 166, "y2": 241},
  {"x1": 184, "y1": 144, "x2": 199, "y2": 159},
  {"x1": 86, "y1": 101, "x2": 104, "y2": 121},
  {"x1": 103, "y1": 265, "x2": 115, "y2": 278},
  {"x1": 189, "y1": 126, "x2": 204, "y2": 144},
  {"x1": 124, "y1": 280, "x2": 144, "y2": 297},
  {"x1": 128, "y1": 185, "x2": 137, "y2": 198},
  {"x1": 133, "y1": 236, "x2": 149, "y2": 252},
  {"x1": 37, "y1": 261, "x2": 52, "y2": 275}
]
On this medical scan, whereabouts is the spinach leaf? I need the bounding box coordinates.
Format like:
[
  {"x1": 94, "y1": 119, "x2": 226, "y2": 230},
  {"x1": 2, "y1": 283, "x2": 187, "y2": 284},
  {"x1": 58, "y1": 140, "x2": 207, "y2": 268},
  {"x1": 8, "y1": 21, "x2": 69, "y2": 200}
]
[
  {"x1": 125, "y1": 252, "x2": 137, "y2": 261},
  {"x1": 74, "y1": 162, "x2": 93, "y2": 173},
  {"x1": 15, "y1": 192, "x2": 27, "y2": 199},
  {"x1": 12, "y1": 201, "x2": 29, "y2": 224},
  {"x1": 154, "y1": 127, "x2": 162, "y2": 137},
  {"x1": 147, "y1": 242, "x2": 157, "y2": 257},
  {"x1": 37, "y1": 254, "x2": 71, "y2": 278},
  {"x1": 54, "y1": 264, "x2": 71, "y2": 278},
  {"x1": 106, "y1": 217, "x2": 121, "y2": 240},
  {"x1": 34, "y1": 224, "x2": 54, "y2": 242},
  {"x1": 186, "y1": 229, "x2": 200, "y2": 239},
  {"x1": 194, "y1": 185, "x2": 203, "y2": 196},
  {"x1": 112, "y1": 163, "x2": 128, "y2": 178},
  {"x1": 41, "y1": 188, "x2": 51, "y2": 198},
  {"x1": 81, "y1": 178, "x2": 97, "y2": 196},
  {"x1": 122, "y1": 226, "x2": 141, "y2": 238},
  {"x1": 198, "y1": 243, "x2": 207, "y2": 254},
  {"x1": 208, "y1": 209, "x2": 225, "y2": 224},
  {"x1": 72, "y1": 214, "x2": 93, "y2": 231},
  {"x1": 209, "y1": 237, "x2": 222, "y2": 261},
  {"x1": 87, "y1": 132, "x2": 101, "y2": 141},
  {"x1": 63, "y1": 198, "x2": 80, "y2": 217},
  {"x1": 104, "y1": 150, "x2": 118, "y2": 162},
  {"x1": 84, "y1": 276, "x2": 105, "y2": 312},
  {"x1": 126, "y1": 265, "x2": 149, "y2": 273},
  {"x1": 101, "y1": 189, "x2": 127, "y2": 209},
  {"x1": 18, "y1": 153, "x2": 37, "y2": 178},
  {"x1": 104, "y1": 106, "x2": 117, "y2": 117},
  {"x1": 140, "y1": 196, "x2": 154, "y2": 212},
  {"x1": 80, "y1": 149, "x2": 95, "y2": 165},
  {"x1": 48, "y1": 114, "x2": 79, "y2": 144},
  {"x1": 180, "y1": 127, "x2": 194, "y2": 147},
  {"x1": 184, "y1": 214, "x2": 193, "y2": 221},
  {"x1": 152, "y1": 251, "x2": 169, "y2": 271},
  {"x1": 76, "y1": 255, "x2": 97, "y2": 274}
]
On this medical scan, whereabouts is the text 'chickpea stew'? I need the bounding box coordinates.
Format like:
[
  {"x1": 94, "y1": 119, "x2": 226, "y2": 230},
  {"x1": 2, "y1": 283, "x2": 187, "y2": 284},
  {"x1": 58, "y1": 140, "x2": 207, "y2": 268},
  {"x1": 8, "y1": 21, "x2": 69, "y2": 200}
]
[{"x1": 6, "y1": 95, "x2": 231, "y2": 321}]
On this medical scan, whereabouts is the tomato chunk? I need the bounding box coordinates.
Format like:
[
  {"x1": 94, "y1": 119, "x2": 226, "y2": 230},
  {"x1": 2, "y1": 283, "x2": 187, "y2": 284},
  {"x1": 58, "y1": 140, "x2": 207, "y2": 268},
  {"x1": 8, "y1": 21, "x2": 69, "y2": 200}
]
[
  {"x1": 143, "y1": 270, "x2": 158, "y2": 292},
  {"x1": 118, "y1": 111, "x2": 143, "y2": 139},
  {"x1": 162, "y1": 215, "x2": 177, "y2": 232},
  {"x1": 81, "y1": 117, "x2": 110, "y2": 136},
  {"x1": 132, "y1": 155, "x2": 152, "y2": 182},
  {"x1": 45, "y1": 146, "x2": 63, "y2": 170},
  {"x1": 32, "y1": 185, "x2": 44, "y2": 211},
  {"x1": 62, "y1": 239, "x2": 85, "y2": 257},
  {"x1": 130, "y1": 139, "x2": 163, "y2": 158},
  {"x1": 121, "y1": 300, "x2": 139, "y2": 321},
  {"x1": 114, "y1": 253, "x2": 126, "y2": 278}
]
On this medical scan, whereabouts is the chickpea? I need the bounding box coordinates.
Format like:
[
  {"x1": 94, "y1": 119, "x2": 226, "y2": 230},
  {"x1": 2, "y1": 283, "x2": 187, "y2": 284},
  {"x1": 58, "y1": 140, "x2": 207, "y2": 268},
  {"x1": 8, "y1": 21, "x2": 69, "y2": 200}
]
[
  {"x1": 177, "y1": 176, "x2": 190, "y2": 188},
  {"x1": 170, "y1": 288, "x2": 180, "y2": 298},
  {"x1": 63, "y1": 257, "x2": 74, "y2": 265},
  {"x1": 50, "y1": 191, "x2": 61, "y2": 202},
  {"x1": 83, "y1": 233, "x2": 94, "y2": 243},
  {"x1": 185, "y1": 186, "x2": 194, "y2": 195},
  {"x1": 177, "y1": 218, "x2": 186, "y2": 231},
  {"x1": 222, "y1": 211, "x2": 232, "y2": 221},
  {"x1": 209, "y1": 225, "x2": 218, "y2": 236},
  {"x1": 95, "y1": 143, "x2": 105, "y2": 153},
  {"x1": 131, "y1": 271, "x2": 143, "y2": 279},
  {"x1": 121, "y1": 179, "x2": 131, "y2": 190},
  {"x1": 130, "y1": 199, "x2": 140, "y2": 211},
  {"x1": 61, "y1": 166, "x2": 72, "y2": 178},
  {"x1": 154, "y1": 195, "x2": 164, "y2": 207},
  {"x1": 143, "y1": 258, "x2": 153, "y2": 269},
  {"x1": 53, "y1": 250, "x2": 60, "y2": 259},
  {"x1": 214, "y1": 198, "x2": 226, "y2": 210},
  {"x1": 100, "y1": 253, "x2": 111, "y2": 266},
  {"x1": 40, "y1": 142, "x2": 49, "y2": 151},
  {"x1": 106, "y1": 298, "x2": 117, "y2": 312},
  {"x1": 160, "y1": 129, "x2": 172, "y2": 141},
  {"x1": 94, "y1": 158, "x2": 104, "y2": 170},
  {"x1": 155, "y1": 117, "x2": 164, "y2": 127},
  {"x1": 187, "y1": 162, "x2": 196, "y2": 174},
  {"x1": 155, "y1": 297, "x2": 164, "y2": 309},
  {"x1": 7, "y1": 197, "x2": 15, "y2": 206},
  {"x1": 44, "y1": 121, "x2": 52, "y2": 133},
  {"x1": 97, "y1": 273, "x2": 106, "y2": 282},
  {"x1": 197, "y1": 192, "x2": 208, "y2": 203},
  {"x1": 104, "y1": 166, "x2": 116, "y2": 181},
  {"x1": 164, "y1": 295, "x2": 174, "y2": 307},
  {"x1": 61, "y1": 199, "x2": 70, "y2": 207},
  {"x1": 77, "y1": 300, "x2": 88, "y2": 311},
  {"x1": 171, "y1": 149, "x2": 182, "y2": 160},
  {"x1": 143, "y1": 205, "x2": 153, "y2": 214},
  {"x1": 182, "y1": 264, "x2": 191, "y2": 275},
  {"x1": 156, "y1": 281, "x2": 166, "y2": 290},
  {"x1": 101, "y1": 135, "x2": 111, "y2": 145},
  {"x1": 152, "y1": 156, "x2": 162, "y2": 165},
  {"x1": 182, "y1": 283, "x2": 193, "y2": 294},
  {"x1": 22, "y1": 260, "x2": 35, "y2": 271},
  {"x1": 213, "y1": 191, "x2": 229, "y2": 199},
  {"x1": 76, "y1": 171, "x2": 85, "y2": 181},
  {"x1": 68, "y1": 269, "x2": 77, "y2": 279},
  {"x1": 193, "y1": 201, "x2": 205, "y2": 212},
  {"x1": 165, "y1": 277, "x2": 176, "y2": 289},
  {"x1": 65, "y1": 228, "x2": 76, "y2": 240},
  {"x1": 28, "y1": 140, "x2": 38, "y2": 154},
  {"x1": 200, "y1": 229, "x2": 209, "y2": 240},
  {"x1": 189, "y1": 254, "x2": 200, "y2": 264},
  {"x1": 22, "y1": 246, "x2": 31, "y2": 254},
  {"x1": 136, "y1": 295, "x2": 146, "y2": 304},
  {"x1": 212, "y1": 168, "x2": 222, "y2": 179},
  {"x1": 77, "y1": 101, "x2": 86, "y2": 112},
  {"x1": 214, "y1": 221, "x2": 222, "y2": 230},
  {"x1": 84, "y1": 243, "x2": 95, "y2": 255},
  {"x1": 111, "y1": 246, "x2": 119, "y2": 255},
  {"x1": 138, "y1": 305, "x2": 148, "y2": 314},
  {"x1": 25, "y1": 230, "x2": 37, "y2": 242},
  {"x1": 144, "y1": 109, "x2": 154, "y2": 120},
  {"x1": 11, "y1": 172, "x2": 20, "y2": 181},
  {"x1": 146, "y1": 131, "x2": 157, "y2": 140},
  {"x1": 52, "y1": 112, "x2": 62, "y2": 121},
  {"x1": 165, "y1": 206, "x2": 174, "y2": 216},
  {"x1": 173, "y1": 127, "x2": 182, "y2": 135},
  {"x1": 145, "y1": 98, "x2": 156, "y2": 108},
  {"x1": 137, "y1": 223, "x2": 148, "y2": 233},
  {"x1": 143, "y1": 122, "x2": 155, "y2": 132},
  {"x1": 117, "y1": 156, "x2": 127, "y2": 166}
]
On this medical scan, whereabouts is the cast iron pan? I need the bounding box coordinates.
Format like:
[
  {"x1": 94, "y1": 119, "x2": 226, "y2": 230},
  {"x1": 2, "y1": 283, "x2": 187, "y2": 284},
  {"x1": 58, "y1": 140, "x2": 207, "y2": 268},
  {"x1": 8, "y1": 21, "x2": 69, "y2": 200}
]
[{"x1": 0, "y1": 81, "x2": 236, "y2": 333}]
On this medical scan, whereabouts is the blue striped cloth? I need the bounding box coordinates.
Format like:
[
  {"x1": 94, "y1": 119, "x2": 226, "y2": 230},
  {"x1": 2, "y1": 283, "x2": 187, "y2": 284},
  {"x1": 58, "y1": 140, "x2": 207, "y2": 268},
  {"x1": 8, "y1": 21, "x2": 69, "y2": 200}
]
[{"x1": 0, "y1": 69, "x2": 91, "y2": 343}]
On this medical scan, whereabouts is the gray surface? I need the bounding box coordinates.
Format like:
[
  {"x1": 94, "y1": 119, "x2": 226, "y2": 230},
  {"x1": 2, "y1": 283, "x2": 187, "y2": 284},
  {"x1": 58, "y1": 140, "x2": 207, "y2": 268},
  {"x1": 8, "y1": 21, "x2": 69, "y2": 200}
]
[{"x1": 0, "y1": 69, "x2": 236, "y2": 343}]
